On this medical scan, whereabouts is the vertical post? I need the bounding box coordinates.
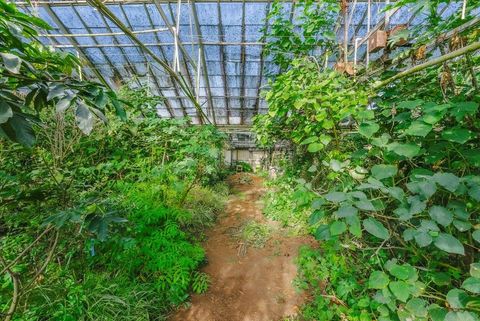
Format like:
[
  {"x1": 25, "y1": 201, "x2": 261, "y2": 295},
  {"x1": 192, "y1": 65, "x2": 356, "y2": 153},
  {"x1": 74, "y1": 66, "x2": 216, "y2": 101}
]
[
  {"x1": 462, "y1": 0, "x2": 467, "y2": 19},
  {"x1": 343, "y1": 1, "x2": 348, "y2": 63},
  {"x1": 196, "y1": 47, "x2": 201, "y2": 102},
  {"x1": 76, "y1": 51, "x2": 82, "y2": 80},
  {"x1": 366, "y1": 0, "x2": 371, "y2": 69},
  {"x1": 354, "y1": 37, "x2": 361, "y2": 68}
]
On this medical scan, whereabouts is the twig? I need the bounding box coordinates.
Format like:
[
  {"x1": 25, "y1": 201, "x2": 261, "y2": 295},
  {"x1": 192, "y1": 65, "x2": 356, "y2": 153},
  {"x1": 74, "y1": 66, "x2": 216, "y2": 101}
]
[
  {"x1": 0, "y1": 226, "x2": 53, "y2": 275},
  {"x1": 0, "y1": 256, "x2": 20, "y2": 321}
]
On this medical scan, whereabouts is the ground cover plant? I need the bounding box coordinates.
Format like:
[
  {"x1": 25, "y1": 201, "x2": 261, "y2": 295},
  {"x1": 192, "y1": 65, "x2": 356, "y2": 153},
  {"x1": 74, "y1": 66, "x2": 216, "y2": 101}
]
[{"x1": 255, "y1": 0, "x2": 480, "y2": 320}]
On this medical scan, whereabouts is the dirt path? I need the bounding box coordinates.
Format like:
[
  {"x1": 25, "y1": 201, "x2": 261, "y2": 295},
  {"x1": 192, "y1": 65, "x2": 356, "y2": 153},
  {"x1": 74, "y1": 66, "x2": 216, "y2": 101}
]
[{"x1": 171, "y1": 174, "x2": 314, "y2": 321}]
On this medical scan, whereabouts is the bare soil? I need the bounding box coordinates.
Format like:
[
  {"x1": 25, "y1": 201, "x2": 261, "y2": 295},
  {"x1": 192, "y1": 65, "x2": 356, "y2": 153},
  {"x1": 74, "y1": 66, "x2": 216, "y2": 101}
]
[{"x1": 170, "y1": 173, "x2": 314, "y2": 321}]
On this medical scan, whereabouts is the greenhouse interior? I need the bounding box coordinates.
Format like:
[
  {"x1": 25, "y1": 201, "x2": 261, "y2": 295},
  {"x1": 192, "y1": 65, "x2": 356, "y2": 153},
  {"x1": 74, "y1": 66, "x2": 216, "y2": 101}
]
[{"x1": 1, "y1": 0, "x2": 480, "y2": 320}]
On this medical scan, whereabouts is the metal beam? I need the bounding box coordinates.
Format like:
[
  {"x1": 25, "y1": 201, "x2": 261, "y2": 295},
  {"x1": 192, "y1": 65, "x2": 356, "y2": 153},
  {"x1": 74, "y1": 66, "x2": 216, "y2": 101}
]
[
  {"x1": 217, "y1": 0, "x2": 231, "y2": 124},
  {"x1": 16, "y1": 0, "x2": 396, "y2": 5},
  {"x1": 148, "y1": 64, "x2": 176, "y2": 117},
  {"x1": 143, "y1": 3, "x2": 186, "y2": 118},
  {"x1": 190, "y1": 0, "x2": 216, "y2": 124},
  {"x1": 254, "y1": 0, "x2": 271, "y2": 115},
  {"x1": 153, "y1": 0, "x2": 197, "y2": 69},
  {"x1": 42, "y1": 4, "x2": 112, "y2": 88},
  {"x1": 239, "y1": 0, "x2": 247, "y2": 124},
  {"x1": 165, "y1": 3, "x2": 199, "y2": 120},
  {"x1": 71, "y1": 5, "x2": 139, "y2": 89},
  {"x1": 47, "y1": 41, "x2": 266, "y2": 49}
]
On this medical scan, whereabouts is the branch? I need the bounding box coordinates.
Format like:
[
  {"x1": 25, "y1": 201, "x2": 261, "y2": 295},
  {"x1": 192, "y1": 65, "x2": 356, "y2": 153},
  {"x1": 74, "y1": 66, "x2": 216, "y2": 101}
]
[
  {"x1": 373, "y1": 41, "x2": 480, "y2": 89},
  {"x1": 0, "y1": 226, "x2": 53, "y2": 275},
  {"x1": 0, "y1": 256, "x2": 20, "y2": 321}
]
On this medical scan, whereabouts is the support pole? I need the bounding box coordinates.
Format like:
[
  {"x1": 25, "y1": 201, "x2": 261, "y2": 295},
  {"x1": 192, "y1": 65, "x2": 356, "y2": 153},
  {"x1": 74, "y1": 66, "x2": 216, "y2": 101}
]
[{"x1": 373, "y1": 41, "x2": 480, "y2": 89}]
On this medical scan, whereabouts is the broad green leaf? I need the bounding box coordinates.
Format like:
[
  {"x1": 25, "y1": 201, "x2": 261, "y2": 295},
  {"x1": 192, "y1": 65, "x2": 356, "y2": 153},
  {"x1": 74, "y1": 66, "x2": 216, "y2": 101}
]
[
  {"x1": 429, "y1": 305, "x2": 448, "y2": 321},
  {"x1": 405, "y1": 298, "x2": 427, "y2": 317},
  {"x1": 308, "y1": 210, "x2": 325, "y2": 225},
  {"x1": 358, "y1": 121, "x2": 380, "y2": 138},
  {"x1": 397, "y1": 100, "x2": 423, "y2": 110},
  {"x1": 355, "y1": 199, "x2": 376, "y2": 211},
  {"x1": 434, "y1": 233, "x2": 464, "y2": 255},
  {"x1": 390, "y1": 264, "x2": 417, "y2": 281},
  {"x1": 329, "y1": 221, "x2": 347, "y2": 236},
  {"x1": 336, "y1": 205, "x2": 358, "y2": 218},
  {"x1": 371, "y1": 164, "x2": 398, "y2": 180},
  {"x1": 387, "y1": 142, "x2": 421, "y2": 158},
  {"x1": 319, "y1": 134, "x2": 332, "y2": 145},
  {"x1": 314, "y1": 225, "x2": 330, "y2": 240},
  {"x1": 434, "y1": 233, "x2": 465, "y2": 255},
  {"x1": 75, "y1": 101, "x2": 94, "y2": 135},
  {"x1": 428, "y1": 206, "x2": 453, "y2": 227},
  {"x1": 446, "y1": 289, "x2": 469, "y2": 308},
  {"x1": 406, "y1": 180, "x2": 437, "y2": 200},
  {"x1": 368, "y1": 271, "x2": 389, "y2": 289},
  {"x1": 462, "y1": 277, "x2": 480, "y2": 294},
  {"x1": 346, "y1": 215, "x2": 362, "y2": 237},
  {"x1": 47, "y1": 85, "x2": 66, "y2": 101},
  {"x1": 422, "y1": 111, "x2": 444, "y2": 124},
  {"x1": 363, "y1": 218, "x2": 389, "y2": 240},
  {"x1": 405, "y1": 121, "x2": 432, "y2": 137},
  {"x1": 372, "y1": 133, "x2": 390, "y2": 147},
  {"x1": 1, "y1": 52, "x2": 22, "y2": 73},
  {"x1": 307, "y1": 142, "x2": 323, "y2": 153},
  {"x1": 445, "y1": 311, "x2": 479, "y2": 321},
  {"x1": 471, "y1": 263, "x2": 480, "y2": 278},
  {"x1": 441, "y1": 127, "x2": 473, "y2": 144},
  {"x1": 433, "y1": 172, "x2": 460, "y2": 192},
  {"x1": 324, "y1": 191, "x2": 347, "y2": 203},
  {"x1": 432, "y1": 272, "x2": 451, "y2": 286},
  {"x1": 450, "y1": 102, "x2": 478, "y2": 121},
  {"x1": 389, "y1": 281, "x2": 410, "y2": 302},
  {"x1": 473, "y1": 230, "x2": 480, "y2": 243},
  {"x1": 0, "y1": 101, "x2": 13, "y2": 124},
  {"x1": 414, "y1": 231, "x2": 433, "y2": 247},
  {"x1": 453, "y1": 219, "x2": 471, "y2": 232},
  {"x1": 301, "y1": 136, "x2": 318, "y2": 145}
]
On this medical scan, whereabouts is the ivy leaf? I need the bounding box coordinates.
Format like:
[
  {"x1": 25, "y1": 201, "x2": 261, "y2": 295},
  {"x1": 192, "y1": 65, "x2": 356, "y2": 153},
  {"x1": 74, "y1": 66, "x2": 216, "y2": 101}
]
[
  {"x1": 307, "y1": 142, "x2": 323, "y2": 153},
  {"x1": 441, "y1": 127, "x2": 473, "y2": 144},
  {"x1": 363, "y1": 218, "x2": 389, "y2": 240},
  {"x1": 462, "y1": 277, "x2": 480, "y2": 294},
  {"x1": 308, "y1": 210, "x2": 325, "y2": 225},
  {"x1": 434, "y1": 233, "x2": 465, "y2": 255},
  {"x1": 371, "y1": 164, "x2": 398, "y2": 180},
  {"x1": 329, "y1": 221, "x2": 347, "y2": 236},
  {"x1": 429, "y1": 305, "x2": 448, "y2": 321},
  {"x1": 433, "y1": 172, "x2": 460, "y2": 192},
  {"x1": 358, "y1": 121, "x2": 379, "y2": 138},
  {"x1": 368, "y1": 271, "x2": 389, "y2": 289},
  {"x1": 389, "y1": 281, "x2": 410, "y2": 302},
  {"x1": 390, "y1": 264, "x2": 417, "y2": 281},
  {"x1": 387, "y1": 142, "x2": 421, "y2": 158},
  {"x1": 428, "y1": 206, "x2": 453, "y2": 227},
  {"x1": 346, "y1": 215, "x2": 362, "y2": 237},
  {"x1": 355, "y1": 199, "x2": 376, "y2": 211},
  {"x1": 397, "y1": 100, "x2": 423, "y2": 110},
  {"x1": 405, "y1": 121, "x2": 432, "y2": 137},
  {"x1": 1, "y1": 52, "x2": 22, "y2": 73}
]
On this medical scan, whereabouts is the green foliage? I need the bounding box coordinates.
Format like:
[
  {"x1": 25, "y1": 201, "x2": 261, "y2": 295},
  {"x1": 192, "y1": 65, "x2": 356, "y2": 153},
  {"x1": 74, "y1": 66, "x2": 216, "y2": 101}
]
[
  {"x1": 0, "y1": 115, "x2": 227, "y2": 320},
  {"x1": 0, "y1": 0, "x2": 125, "y2": 146},
  {"x1": 255, "y1": 1, "x2": 480, "y2": 319},
  {"x1": 262, "y1": 0, "x2": 339, "y2": 72},
  {"x1": 235, "y1": 220, "x2": 271, "y2": 249}
]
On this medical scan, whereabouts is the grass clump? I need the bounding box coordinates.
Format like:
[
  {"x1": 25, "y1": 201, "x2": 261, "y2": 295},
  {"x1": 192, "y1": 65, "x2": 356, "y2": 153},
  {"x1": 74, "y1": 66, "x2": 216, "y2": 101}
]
[{"x1": 236, "y1": 220, "x2": 271, "y2": 249}]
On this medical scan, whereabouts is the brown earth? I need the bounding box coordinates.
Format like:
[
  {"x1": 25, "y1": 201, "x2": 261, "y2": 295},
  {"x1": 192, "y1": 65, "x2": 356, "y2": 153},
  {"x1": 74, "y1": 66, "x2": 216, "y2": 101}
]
[{"x1": 170, "y1": 173, "x2": 314, "y2": 321}]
